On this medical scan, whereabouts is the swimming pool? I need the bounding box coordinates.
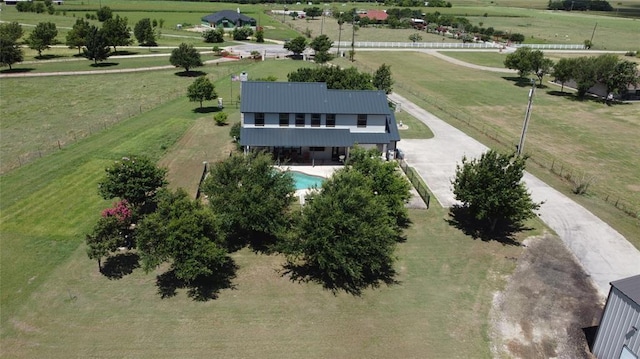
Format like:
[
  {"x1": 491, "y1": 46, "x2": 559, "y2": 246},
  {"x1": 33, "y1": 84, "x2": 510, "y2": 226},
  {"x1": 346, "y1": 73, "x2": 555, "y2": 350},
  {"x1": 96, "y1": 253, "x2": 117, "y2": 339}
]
[{"x1": 291, "y1": 171, "x2": 324, "y2": 190}]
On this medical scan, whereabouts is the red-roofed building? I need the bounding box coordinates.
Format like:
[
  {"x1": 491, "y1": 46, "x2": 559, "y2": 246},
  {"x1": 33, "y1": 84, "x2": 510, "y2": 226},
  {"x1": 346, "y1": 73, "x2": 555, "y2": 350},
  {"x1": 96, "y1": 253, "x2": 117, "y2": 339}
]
[{"x1": 358, "y1": 10, "x2": 388, "y2": 22}]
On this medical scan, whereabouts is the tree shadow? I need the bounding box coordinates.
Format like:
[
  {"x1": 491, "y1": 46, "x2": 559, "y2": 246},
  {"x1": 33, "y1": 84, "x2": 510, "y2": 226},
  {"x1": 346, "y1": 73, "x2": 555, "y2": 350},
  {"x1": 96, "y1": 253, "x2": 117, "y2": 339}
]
[
  {"x1": 90, "y1": 62, "x2": 119, "y2": 68},
  {"x1": 35, "y1": 54, "x2": 65, "y2": 60},
  {"x1": 445, "y1": 205, "x2": 525, "y2": 246},
  {"x1": 155, "y1": 258, "x2": 238, "y2": 301},
  {"x1": 174, "y1": 70, "x2": 207, "y2": 77},
  {"x1": 281, "y1": 262, "x2": 399, "y2": 296},
  {"x1": 192, "y1": 106, "x2": 219, "y2": 114},
  {"x1": 111, "y1": 50, "x2": 139, "y2": 56},
  {"x1": 502, "y1": 76, "x2": 535, "y2": 88},
  {"x1": 0, "y1": 68, "x2": 35, "y2": 74},
  {"x1": 101, "y1": 252, "x2": 140, "y2": 279}
]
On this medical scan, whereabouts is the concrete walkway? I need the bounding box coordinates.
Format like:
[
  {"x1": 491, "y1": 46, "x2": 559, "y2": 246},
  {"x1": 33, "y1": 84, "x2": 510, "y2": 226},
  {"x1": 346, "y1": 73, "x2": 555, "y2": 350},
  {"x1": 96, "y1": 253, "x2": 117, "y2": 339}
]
[{"x1": 389, "y1": 92, "x2": 640, "y2": 297}]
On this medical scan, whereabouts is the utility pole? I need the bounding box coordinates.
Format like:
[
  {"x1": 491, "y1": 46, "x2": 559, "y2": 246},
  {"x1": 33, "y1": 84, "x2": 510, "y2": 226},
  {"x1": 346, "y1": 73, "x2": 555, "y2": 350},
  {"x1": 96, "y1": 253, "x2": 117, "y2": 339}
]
[
  {"x1": 517, "y1": 80, "x2": 536, "y2": 156},
  {"x1": 590, "y1": 22, "x2": 598, "y2": 43},
  {"x1": 337, "y1": 16, "x2": 344, "y2": 57},
  {"x1": 350, "y1": 15, "x2": 356, "y2": 61}
]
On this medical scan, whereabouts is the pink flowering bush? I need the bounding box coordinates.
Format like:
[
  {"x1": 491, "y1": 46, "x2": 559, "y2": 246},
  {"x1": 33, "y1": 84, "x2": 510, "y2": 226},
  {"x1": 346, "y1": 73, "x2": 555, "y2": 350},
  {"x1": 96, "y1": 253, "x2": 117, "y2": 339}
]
[{"x1": 101, "y1": 200, "x2": 132, "y2": 222}]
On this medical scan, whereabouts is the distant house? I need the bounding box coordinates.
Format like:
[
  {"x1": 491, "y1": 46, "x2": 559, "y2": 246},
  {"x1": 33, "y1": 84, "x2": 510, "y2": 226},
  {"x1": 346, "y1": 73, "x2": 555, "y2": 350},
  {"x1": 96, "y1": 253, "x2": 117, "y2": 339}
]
[
  {"x1": 240, "y1": 82, "x2": 400, "y2": 163},
  {"x1": 201, "y1": 10, "x2": 257, "y2": 29},
  {"x1": 358, "y1": 10, "x2": 388, "y2": 22},
  {"x1": 592, "y1": 274, "x2": 640, "y2": 359}
]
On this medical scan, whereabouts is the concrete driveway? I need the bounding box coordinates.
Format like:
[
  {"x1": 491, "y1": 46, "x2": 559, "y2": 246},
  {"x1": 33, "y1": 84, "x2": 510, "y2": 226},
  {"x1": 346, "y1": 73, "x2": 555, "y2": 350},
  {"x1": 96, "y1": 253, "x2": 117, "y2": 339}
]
[{"x1": 389, "y1": 92, "x2": 640, "y2": 297}]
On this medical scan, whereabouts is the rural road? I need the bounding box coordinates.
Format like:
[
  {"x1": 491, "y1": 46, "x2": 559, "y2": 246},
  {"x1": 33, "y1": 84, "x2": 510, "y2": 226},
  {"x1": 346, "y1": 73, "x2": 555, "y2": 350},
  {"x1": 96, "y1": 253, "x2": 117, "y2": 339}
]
[{"x1": 390, "y1": 92, "x2": 640, "y2": 297}]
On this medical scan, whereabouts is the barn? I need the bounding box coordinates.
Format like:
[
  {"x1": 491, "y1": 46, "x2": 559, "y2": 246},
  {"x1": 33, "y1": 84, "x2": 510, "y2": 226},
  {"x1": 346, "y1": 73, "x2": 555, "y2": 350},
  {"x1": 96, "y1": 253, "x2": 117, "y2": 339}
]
[{"x1": 593, "y1": 274, "x2": 640, "y2": 359}]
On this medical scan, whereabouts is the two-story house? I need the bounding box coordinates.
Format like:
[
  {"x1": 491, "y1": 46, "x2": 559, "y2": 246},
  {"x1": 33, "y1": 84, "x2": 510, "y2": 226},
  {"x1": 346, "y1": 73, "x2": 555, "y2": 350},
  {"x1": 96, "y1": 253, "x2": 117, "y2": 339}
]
[{"x1": 239, "y1": 81, "x2": 400, "y2": 163}]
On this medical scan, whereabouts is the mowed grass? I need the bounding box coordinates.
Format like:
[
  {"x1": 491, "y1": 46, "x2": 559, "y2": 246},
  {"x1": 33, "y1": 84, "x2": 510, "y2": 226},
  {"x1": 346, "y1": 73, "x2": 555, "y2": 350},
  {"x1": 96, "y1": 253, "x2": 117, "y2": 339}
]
[
  {"x1": 1, "y1": 205, "x2": 525, "y2": 358},
  {"x1": 343, "y1": 52, "x2": 640, "y2": 246},
  {"x1": 396, "y1": 111, "x2": 435, "y2": 139}
]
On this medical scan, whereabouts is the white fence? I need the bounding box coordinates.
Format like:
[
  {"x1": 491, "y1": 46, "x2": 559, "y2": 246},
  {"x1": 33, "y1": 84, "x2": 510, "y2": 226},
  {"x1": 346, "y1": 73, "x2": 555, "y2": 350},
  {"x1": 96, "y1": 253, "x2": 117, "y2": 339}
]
[
  {"x1": 336, "y1": 41, "x2": 499, "y2": 49},
  {"x1": 331, "y1": 41, "x2": 586, "y2": 50},
  {"x1": 512, "y1": 43, "x2": 585, "y2": 49}
]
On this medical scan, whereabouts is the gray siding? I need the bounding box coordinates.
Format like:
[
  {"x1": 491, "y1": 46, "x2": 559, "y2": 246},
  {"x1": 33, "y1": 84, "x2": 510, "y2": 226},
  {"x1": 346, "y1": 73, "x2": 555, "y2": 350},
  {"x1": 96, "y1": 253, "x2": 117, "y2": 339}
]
[{"x1": 593, "y1": 286, "x2": 640, "y2": 359}]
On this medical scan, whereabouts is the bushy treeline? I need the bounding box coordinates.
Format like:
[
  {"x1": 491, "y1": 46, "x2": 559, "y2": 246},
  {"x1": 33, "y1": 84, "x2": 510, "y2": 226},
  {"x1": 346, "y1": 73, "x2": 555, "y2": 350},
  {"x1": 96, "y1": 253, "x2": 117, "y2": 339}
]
[
  {"x1": 548, "y1": 0, "x2": 613, "y2": 11},
  {"x1": 16, "y1": 0, "x2": 56, "y2": 14}
]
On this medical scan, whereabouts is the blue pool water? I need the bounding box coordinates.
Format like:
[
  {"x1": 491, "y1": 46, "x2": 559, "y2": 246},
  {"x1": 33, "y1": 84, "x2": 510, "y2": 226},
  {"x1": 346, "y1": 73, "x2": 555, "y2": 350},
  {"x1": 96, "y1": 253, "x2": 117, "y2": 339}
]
[{"x1": 292, "y1": 171, "x2": 324, "y2": 190}]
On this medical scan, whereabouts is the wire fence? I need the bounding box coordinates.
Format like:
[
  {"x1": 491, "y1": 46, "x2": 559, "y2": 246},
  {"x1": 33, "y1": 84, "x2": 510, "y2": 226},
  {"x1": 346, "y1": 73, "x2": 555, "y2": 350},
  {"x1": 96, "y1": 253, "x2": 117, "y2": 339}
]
[
  {"x1": 2, "y1": 89, "x2": 185, "y2": 174},
  {"x1": 397, "y1": 158, "x2": 431, "y2": 209}
]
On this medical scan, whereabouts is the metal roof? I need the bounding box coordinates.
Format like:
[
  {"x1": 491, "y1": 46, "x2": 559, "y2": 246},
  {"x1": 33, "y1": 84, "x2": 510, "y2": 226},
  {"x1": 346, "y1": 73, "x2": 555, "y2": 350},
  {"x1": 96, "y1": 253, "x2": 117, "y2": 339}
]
[
  {"x1": 611, "y1": 274, "x2": 640, "y2": 305},
  {"x1": 240, "y1": 82, "x2": 392, "y2": 115},
  {"x1": 240, "y1": 127, "x2": 396, "y2": 147},
  {"x1": 202, "y1": 10, "x2": 256, "y2": 24}
]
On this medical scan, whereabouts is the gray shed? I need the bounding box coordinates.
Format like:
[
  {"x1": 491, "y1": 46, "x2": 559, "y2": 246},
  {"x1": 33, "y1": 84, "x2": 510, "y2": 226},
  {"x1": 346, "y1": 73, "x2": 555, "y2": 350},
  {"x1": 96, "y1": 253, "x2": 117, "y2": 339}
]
[{"x1": 593, "y1": 274, "x2": 640, "y2": 359}]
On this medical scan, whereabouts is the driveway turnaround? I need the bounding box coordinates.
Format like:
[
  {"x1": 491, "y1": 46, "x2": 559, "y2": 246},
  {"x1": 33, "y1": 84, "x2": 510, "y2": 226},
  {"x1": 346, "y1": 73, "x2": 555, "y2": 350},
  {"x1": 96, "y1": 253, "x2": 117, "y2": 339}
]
[{"x1": 389, "y1": 92, "x2": 640, "y2": 297}]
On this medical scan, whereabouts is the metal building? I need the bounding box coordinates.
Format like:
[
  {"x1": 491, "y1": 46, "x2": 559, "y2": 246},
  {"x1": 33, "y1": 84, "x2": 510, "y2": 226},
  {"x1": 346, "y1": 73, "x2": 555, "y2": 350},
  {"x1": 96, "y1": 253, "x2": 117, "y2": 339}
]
[{"x1": 593, "y1": 274, "x2": 640, "y2": 359}]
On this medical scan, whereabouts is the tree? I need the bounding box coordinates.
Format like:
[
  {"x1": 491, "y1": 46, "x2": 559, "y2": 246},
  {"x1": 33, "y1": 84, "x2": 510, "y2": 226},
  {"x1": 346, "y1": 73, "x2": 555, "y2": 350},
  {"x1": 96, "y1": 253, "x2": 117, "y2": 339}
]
[
  {"x1": 136, "y1": 189, "x2": 228, "y2": 284},
  {"x1": 508, "y1": 32, "x2": 525, "y2": 43},
  {"x1": 170, "y1": 43, "x2": 203, "y2": 73},
  {"x1": 187, "y1": 76, "x2": 216, "y2": 108},
  {"x1": 96, "y1": 6, "x2": 113, "y2": 22},
  {"x1": 83, "y1": 26, "x2": 111, "y2": 64},
  {"x1": 284, "y1": 36, "x2": 307, "y2": 57},
  {"x1": 408, "y1": 33, "x2": 423, "y2": 42},
  {"x1": 66, "y1": 18, "x2": 91, "y2": 55},
  {"x1": 595, "y1": 54, "x2": 640, "y2": 97},
  {"x1": 304, "y1": 7, "x2": 322, "y2": 19},
  {"x1": 287, "y1": 66, "x2": 374, "y2": 90},
  {"x1": 532, "y1": 56, "x2": 554, "y2": 86},
  {"x1": 133, "y1": 18, "x2": 157, "y2": 46},
  {"x1": 86, "y1": 215, "x2": 126, "y2": 271},
  {"x1": 201, "y1": 152, "x2": 296, "y2": 249},
  {"x1": 283, "y1": 168, "x2": 398, "y2": 294},
  {"x1": 451, "y1": 150, "x2": 541, "y2": 232},
  {"x1": 583, "y1": 39, "x2": 593, "y2": 49},
  {"x1": 309, "y1": 34, "x2": 333, "y2": 64},
  {"x1": 0, "y1": 22, "x2": 24, "y2": 70},
  {"x1": 572, "y1": 56, "x2": 597, "y2": 98},
  {"x1": 373, "y1": 63, "x2": 394, "y2": 94},
  {"x1": 552, "y1": 57, "x2": 575, "y2": 92},
  {"x1": 255, "y1": 27, "x2": 264, "y2": 43},
  {"x1": 98, "y1": 155, "x2": 168, "y2": 211},
  {"x1": 232, "y1": 27, "x2": 253, "y2": 41},
  {"x1": 202, "y1": 28, "x2": 224, "y2": 43},
  {"x1": 102, "y1": 15, "x2": 132, "y2": 52},
  {"x1": 504, "y1": 47, "x2": 551, "y2": 83},
  {"x1": 346, "y1": 147, "x2": 412, "y2": 237},
  {"x1": 27, "y1": 22, "x2": 58, "y2": 57}
]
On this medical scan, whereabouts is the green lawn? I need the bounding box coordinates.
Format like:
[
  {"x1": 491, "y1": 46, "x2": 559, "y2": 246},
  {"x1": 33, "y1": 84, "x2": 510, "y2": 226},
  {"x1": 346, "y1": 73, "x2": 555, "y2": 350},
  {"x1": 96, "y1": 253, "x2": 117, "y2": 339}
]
[
  {"x1": 439, "y1": 50, "x2": 508, "y2": 68},
  {"x1": 396, "y1": 111, "x2": 435, "y2": 139}
]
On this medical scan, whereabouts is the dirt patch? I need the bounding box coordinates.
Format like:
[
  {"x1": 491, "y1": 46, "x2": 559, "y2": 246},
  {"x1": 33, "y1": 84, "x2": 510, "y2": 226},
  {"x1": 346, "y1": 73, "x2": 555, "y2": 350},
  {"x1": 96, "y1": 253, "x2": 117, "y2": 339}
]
[{"x1": 490, "y1": 232, "x2": 604, "y2": 359}]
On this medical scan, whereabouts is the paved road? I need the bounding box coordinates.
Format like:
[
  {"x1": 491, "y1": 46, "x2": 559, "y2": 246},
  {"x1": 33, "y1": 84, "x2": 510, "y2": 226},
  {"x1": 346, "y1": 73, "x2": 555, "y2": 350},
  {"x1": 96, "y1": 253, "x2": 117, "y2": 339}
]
[{"x1": 390, "y1": 92, "x2": 640, "y2": 297}]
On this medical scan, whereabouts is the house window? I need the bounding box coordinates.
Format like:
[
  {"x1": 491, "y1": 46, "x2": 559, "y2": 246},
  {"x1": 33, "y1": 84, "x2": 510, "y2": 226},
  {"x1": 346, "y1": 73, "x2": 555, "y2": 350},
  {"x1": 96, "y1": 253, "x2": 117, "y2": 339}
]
[
  {"x1": 326, "y1": 114, "x2": 336, "y2": 127},
  {"x1": 309, "y1": 147, "x2": 325, "y2": 152},
  {"x1": 311, "y1": 114, "x2": 321, "y2": 127},
  {"x1": 357, "y1": 114, "x2": 367, "y2": 128},
  {"x1": 295, "y1": 113, "x2": 305, "y2": 127},
  {"x1": 279, "y1": 113, "x2": 289, "y2": 127},
  {"x1": 255, "y1": 113, "x2": 265, "y2": 126}
]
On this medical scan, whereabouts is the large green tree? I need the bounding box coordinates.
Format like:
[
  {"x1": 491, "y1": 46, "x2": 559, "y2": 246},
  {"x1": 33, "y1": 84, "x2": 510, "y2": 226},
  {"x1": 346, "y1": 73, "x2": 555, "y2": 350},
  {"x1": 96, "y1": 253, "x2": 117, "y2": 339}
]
[
  {"x1": 83, "y1": 25, "x2": 111, "y2": 64},
  {"x1": 102, "y1": 15, "x2": 132, "y2": 52},
  {"x1": 27, "y1": 22, "x2": 58, "y2": 57},
  {"x1": 347, "y1": 147, "x2": 412, "y2": 238},
  {"x1": 170, "y1": 43, "x2": 203, "y2": 73},
  {"x1": 551, "y1": 57, "x2": 575, "y2": 92},
  {"x1": 284, "y1": 36, "x2": 307, "y2": 57},
  {"x1": 136, "y1": 189, "x2": 228, "y2": 284},
  {"x1": 66, "y1": 18, "x2": 91, "y2": 55},
  {"x1": 373, "y1": 63, "x2": 393, "y2": 94},
  {"x1": 0, "y1": 22, "x2": 24, "y2": 70},
  {"x1": 309, "y1": 34, "x2": 333, "y2": 64},
  {"x1": 283, "y1": 168, "x2": 398, "y2": 294},
  {"x1": 572, "y1": 56, "x2": 597, "y2": 98},
  {"x1": 96, "y1": 6, "x2": 113, "y2": 22},
  {"x1": 504, "y1": 47, "x2": 552, "y2": 81},
  {"x1": 287, "y1": 66, "x2": 374, "y2": 90},
  {"x1": 187, "y1": 76, "x2": 217, "y2": 108},
  {"x1": 85, "y1": 200, "x2": 134, "y2": 270},
  {"x1": 98, "y1": 155, "x2": 168, "y2": 212},
  {"x1": 594, "y1": 54, "x2": 639, "y2": 96},
  {"x1": 451, "y1": 150, "x2": 540, "y2": 233},
  {"x1": 304, "y1": 6, "x2": 322, "y2": 19},
  {"x1": 201, "y1": 152, "x2": 296, "y2": 250},
  {"x1": 133, "y1": 18, "x2": 157, "y2": 46},
  {"x1": 202, "y1": 28, "x2": 224, "y2": 43}
]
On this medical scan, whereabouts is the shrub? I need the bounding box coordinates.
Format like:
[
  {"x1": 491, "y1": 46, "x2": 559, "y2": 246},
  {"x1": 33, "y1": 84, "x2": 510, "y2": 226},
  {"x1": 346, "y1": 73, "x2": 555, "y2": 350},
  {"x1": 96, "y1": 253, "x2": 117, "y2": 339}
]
[{"x1": 214, "y1": 112, "x2": 228, "y2": 126}]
